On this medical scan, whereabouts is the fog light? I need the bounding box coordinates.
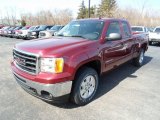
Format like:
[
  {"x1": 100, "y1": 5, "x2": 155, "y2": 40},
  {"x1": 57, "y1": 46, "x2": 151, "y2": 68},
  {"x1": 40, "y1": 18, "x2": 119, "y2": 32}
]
[{"x1": 41, "y1": 91, "x2": 53, "y2": 99}]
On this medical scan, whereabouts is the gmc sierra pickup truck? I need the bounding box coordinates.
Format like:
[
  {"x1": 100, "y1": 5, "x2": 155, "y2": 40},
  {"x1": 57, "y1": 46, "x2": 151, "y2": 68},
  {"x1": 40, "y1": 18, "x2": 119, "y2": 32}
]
[{"x1": 11, "y1": 18, "x2": 148, "y2": 106}]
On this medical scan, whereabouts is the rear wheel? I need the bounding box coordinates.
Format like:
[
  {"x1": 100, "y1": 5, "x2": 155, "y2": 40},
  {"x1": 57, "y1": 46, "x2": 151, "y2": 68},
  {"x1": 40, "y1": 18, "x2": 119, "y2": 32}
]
[
  {"x1": 133, "y1": 49, "x2": 145, "y2": 67},
  {"x1": 71, "y1": 67, "x2": 99, "y2": 106}
]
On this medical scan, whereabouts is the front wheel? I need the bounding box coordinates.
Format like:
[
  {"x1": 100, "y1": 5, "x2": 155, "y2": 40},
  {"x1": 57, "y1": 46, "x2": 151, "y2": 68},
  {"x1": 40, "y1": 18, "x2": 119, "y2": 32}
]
[
  {"x1": 71, "y1": 67, "x2": 99, "y2": 106},
  {"x1": 149, "y1": 41, "x2": 152, "y2": 45},
  {"x1": 133, "y1": 49, "x2": 145, "y2": 67}
]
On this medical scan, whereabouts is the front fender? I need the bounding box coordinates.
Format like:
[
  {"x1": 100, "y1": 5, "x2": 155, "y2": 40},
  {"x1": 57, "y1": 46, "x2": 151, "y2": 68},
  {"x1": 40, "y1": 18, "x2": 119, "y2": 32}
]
[
  {"x1": 66, "y1": 47, "x2": 102, "y2": 81},
  {"x1": 67, "y1": 51, "x2": 89, "y2": 80}
]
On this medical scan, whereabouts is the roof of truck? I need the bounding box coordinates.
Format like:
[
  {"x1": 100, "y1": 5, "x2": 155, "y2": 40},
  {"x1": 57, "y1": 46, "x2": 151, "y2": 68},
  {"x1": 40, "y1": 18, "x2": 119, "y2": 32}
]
[
  {"x1": 131, "y1": 26, "x2": 146, "y2": 28},
  {"x1": 74, "y1": 18, "x2": 128, "y2": 22}
]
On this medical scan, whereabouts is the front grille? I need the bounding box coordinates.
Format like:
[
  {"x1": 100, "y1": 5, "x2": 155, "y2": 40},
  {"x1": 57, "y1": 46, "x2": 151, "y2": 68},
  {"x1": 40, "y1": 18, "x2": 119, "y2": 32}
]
[
  {"x1": 40, "y1": 32, "x2": 46, "y2": 36},
  {"x1": 13, "y1": 49, "x2": 39, "y2": 75}
]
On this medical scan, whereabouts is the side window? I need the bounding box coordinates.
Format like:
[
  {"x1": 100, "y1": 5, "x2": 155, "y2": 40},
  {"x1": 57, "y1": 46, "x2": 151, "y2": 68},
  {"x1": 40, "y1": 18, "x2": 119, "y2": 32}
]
[
  {"x1": 106, "y1": 22, "x2": 121, "y2": 37},
  {"x1": 122, "y1": 22, "x2": 131, "y2": 38}
]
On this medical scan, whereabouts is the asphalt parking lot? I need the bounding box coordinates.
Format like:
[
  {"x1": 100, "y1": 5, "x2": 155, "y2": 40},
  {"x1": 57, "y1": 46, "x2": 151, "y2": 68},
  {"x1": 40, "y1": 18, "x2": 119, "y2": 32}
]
[{"x1": 0, "y1": 37, "x2": 160, "y2": 120}]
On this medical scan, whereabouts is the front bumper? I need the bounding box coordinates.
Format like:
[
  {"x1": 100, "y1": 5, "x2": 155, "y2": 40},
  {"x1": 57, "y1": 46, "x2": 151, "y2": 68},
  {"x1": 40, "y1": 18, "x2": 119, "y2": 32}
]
[
  {"x1": 149, "y1": 38, "x2": 160, "y2": 42},
  {"x1": 19, "y1": 35, "x2": 27, "y2": 39},
  {"x1": 13, "y1": 71, "x2": 72, "y2": 103},
  {"x1": 13, "y1": 34, "x2": 19, "y2": 38},
  {"x1": 27, "y1": 35, "x2": 37, "y2": 39}
]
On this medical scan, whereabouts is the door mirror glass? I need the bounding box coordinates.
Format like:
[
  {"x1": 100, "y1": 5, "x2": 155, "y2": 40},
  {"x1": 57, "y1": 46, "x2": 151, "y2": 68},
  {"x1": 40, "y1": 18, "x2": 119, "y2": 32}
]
[{"x1": 106, "y1": 33, "x2": 122, "y2": 41}]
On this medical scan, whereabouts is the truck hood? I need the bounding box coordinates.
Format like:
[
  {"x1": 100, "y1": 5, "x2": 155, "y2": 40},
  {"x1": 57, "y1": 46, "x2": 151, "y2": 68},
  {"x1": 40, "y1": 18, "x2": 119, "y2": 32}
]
[{"x1": 15, "y1": 37, "x2": 94, "y2": 57}]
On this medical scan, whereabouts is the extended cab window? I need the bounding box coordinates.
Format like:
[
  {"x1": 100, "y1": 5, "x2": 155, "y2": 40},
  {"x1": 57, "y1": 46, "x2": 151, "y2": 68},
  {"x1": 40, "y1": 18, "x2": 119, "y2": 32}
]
[
  {"x1": 106, "y1": 22, "x2": 121, "y2": 37},
  {"x1": 122, "y1": 22, "x2": 131, "y2": 38}
]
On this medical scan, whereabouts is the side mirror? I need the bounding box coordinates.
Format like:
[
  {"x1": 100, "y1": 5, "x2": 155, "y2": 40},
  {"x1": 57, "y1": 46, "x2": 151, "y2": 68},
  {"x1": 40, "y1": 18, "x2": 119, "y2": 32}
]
[{"x1": 106, "y1": 33, "x2": 122, "y2": 41}]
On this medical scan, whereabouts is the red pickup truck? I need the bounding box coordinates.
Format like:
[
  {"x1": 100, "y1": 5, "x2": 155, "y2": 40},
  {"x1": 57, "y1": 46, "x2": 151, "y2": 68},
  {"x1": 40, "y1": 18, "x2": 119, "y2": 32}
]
[{"x1": 11, "y1": 18, "x2": 148, "y2": 106}]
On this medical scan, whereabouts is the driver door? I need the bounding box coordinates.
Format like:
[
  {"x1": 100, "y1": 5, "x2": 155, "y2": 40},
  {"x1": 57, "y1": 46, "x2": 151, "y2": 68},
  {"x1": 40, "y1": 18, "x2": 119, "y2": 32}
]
[{"x1": 102, "y1": 21, "x2": 128, "y2": 72}]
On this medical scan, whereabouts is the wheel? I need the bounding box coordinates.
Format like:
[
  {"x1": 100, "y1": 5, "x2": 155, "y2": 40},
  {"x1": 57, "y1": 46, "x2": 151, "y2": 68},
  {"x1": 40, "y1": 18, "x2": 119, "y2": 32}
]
[
  {"x1": 149, "y1": 41, "x2": 152, "y2": 45},
  {"x1": 133, "y1": 49, "x2": 145, "y2": 67},
  {"x1": 71, "y1": 67, "x2": 99, "y2": 106}
]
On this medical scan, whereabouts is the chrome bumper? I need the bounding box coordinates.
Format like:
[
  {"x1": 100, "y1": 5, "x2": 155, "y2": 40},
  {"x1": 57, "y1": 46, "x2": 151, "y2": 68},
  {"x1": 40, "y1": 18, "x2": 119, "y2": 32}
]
[
  {"x1": 27, "y1": 35, "x2": 37, "y2": 39},
  {"x1": 13, "y1": 72, "x2": 72, "y2": 102},
  {"x1": 19, "y1": 35, "x2": 27, "y2": 38},
  {"x1": 149, "y1": 38, "x2": 160, "y2": 42}
]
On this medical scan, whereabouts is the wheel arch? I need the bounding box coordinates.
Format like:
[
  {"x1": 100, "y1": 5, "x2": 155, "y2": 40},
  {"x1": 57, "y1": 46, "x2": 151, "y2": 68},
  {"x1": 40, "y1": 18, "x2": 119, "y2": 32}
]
[{"x1": 73, "y1": 59, "x2": 102, "y2": 81}]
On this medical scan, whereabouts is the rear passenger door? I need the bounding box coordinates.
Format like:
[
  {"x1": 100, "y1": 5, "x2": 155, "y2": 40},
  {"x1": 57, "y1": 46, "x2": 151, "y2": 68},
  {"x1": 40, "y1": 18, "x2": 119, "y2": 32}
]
[{"x1": 121, "y1": 21, "x2": 134, "y2": 60}]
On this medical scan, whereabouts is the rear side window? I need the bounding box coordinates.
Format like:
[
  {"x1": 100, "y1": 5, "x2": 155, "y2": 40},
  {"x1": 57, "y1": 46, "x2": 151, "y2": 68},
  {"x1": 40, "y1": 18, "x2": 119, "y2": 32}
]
[
  {"x1": 122, "y1": 22, "x2": 131, "y2": 38},
  {"x1": 106, "y1": 21, "x2": 121, "y2": 37}
]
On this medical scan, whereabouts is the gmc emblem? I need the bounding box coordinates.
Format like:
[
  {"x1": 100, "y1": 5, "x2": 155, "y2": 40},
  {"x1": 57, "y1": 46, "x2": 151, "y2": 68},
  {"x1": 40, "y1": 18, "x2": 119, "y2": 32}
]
[{"x1": 15, "y1": 57, "x2": 26, "y2": 65}]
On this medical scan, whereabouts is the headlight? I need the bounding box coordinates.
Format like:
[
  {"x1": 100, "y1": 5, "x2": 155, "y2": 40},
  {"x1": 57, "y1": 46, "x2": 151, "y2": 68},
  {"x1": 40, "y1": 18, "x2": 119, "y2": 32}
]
[
  {"x1": 32, "y1": 32, "x2": 36, "y2": 35},
  {"x1": 40, "y1": 58, "x2": 64, "y2": 73}
]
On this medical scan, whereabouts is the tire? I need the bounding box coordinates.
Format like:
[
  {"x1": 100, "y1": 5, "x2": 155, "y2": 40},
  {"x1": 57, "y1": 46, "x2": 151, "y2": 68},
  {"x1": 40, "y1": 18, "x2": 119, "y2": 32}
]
[
  {"x1": 71, "y1": 67, "x2": 99, "y2": 106},
  {"x1": 149, "y1": 41, "x2": 152, "y2": 45},
  {"x1": 133, "y1": 49, "x2": 145, "y2": 67}
]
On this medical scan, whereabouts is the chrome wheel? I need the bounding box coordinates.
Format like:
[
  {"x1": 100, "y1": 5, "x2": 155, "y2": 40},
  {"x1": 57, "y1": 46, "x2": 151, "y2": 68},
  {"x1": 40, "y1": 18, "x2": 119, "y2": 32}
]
[
  {"x1": 80, "y1": 75, "x2": 96, "y2": 99},
  {"x1": 139, "y1": 50, "x2": 144, "y2": 64}
]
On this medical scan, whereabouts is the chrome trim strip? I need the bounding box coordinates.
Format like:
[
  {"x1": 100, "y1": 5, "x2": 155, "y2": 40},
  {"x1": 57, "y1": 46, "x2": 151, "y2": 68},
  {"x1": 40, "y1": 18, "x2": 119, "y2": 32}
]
[
  {"x1": 13, "y1": 48, "x2": 40, "y2": 57},
  {"x1": 13, "y1": 51, "x2": 37, "y2": 61},
  {"x1": 16, "y1": 62, "x2": 36, "y2": 70},
  {"x1": 105, "y1": 59, "x2": 114, "y2": 64},
  {"x1": 25, "y1": 61, "x2": 36, "y2": 66},
  {"x1": 14, "y1": 61, "x2": 36, "y2": 75}
]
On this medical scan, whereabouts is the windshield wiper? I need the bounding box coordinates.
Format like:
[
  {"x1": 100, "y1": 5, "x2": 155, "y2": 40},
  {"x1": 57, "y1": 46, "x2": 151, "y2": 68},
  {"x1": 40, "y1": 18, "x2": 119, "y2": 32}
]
[
  {"x1": 56, "y1": 34, "x2": 86, "y2": 39},
  {"x1": 71, "y1": 35, "x2": 86, "y2": 39}
]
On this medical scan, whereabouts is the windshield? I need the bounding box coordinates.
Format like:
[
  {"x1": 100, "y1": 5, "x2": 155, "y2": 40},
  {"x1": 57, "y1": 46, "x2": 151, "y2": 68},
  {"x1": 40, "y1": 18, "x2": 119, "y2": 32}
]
[
  {"x1": 9, "y1": 27, "x2": 15, "y2": 30},
  {"x1": 154, "y1": 28, "x2": 160, "y2": 33},
  {"x1": 34, "y1": 26, "x2": 40, "y2": 30},
  {"x1": 3, "y1": 27, "x2": 8, "y2": 30},
  {"x1": 132, "y1": 27, "x2": 143, "y2": 32},
  {"x1": 28, "y1": 26, "x2": 35, "y2": 30},
  {"x1": 14, "y1": 27, "x2": 21, "y2": 30},
  {"x1": 21, "y1": 27, "x2": 28, "y2": 30},
  {"x1": 4, "y1": 27, "x2": 10, "y2": 30},
  {"x1": 1, "y1": 27, "x2": 8, "y2": 30},
  {"x1": 37, "y1": 25, "x2": 47, "y2": 30},
  {"x1": 50, "y1": 26, "x2": 61, "y2": 31},
  {"x1": 57, "y1": 20, "x2": 104, "y2": 40}
]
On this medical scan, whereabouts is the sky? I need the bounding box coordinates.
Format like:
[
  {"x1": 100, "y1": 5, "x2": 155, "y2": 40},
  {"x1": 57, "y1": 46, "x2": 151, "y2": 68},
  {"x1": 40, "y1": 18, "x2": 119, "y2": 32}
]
[{"x1": 0, "y1": 0, "x2": 160, "y2": 19}]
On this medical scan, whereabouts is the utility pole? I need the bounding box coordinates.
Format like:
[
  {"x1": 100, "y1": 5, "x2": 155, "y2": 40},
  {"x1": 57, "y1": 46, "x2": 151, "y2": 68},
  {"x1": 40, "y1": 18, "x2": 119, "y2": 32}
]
[{"x1": 88, "y1": 0, "x2": 91, "y2": 18}]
